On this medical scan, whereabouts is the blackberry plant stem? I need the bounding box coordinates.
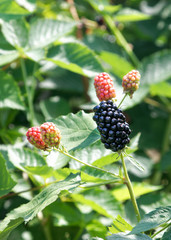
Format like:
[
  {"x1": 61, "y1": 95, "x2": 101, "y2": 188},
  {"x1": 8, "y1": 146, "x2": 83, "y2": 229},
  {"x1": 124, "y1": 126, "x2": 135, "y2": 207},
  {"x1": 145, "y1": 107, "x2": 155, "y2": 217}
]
[
  {"x1": 104, "y1": 15, "x2": 140, "y2": 68},
  {"x1": 120, "y1": 152, "x2": 141, "y2": 222},
  {"x1": 56, "y1": 148, "x2": 120, "y2": 180},
  {"x1": 118, "y1": 93, "x2": 128, "y2": 108},
  {"x1": 20, "y1": 58, "x2": 34, "y2": 126}
]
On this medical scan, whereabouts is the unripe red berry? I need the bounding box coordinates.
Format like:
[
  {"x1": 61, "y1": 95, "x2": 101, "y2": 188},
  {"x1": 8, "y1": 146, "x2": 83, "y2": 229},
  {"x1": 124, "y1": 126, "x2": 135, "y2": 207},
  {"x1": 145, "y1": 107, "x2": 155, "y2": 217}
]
[
  {"x1": 122, "y1": 70, "x2": 140, "y2": 98},
  {"x1": 94, "y1": 72, "x2": 116, "y2": 102},
  {"x1": 26, "y1": 127, "x2": 48, "y2": 150},
  {"x1": 40, "y1": 122, "x2": 61, "y2": 148}
]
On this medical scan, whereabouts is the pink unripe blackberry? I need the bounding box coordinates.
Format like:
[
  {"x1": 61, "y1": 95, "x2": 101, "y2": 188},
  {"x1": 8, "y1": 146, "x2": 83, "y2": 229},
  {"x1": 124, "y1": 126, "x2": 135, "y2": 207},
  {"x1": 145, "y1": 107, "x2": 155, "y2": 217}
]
[
  {"x1": 94, "y1": 72, "x2": 116, "y2": 102},
  {"x1": 122, "y1": 70, "x2": 141, "y2": 98},
  {"x1": 40, "y1": 122, "x2": 61, "y2": 148},
  {"x1": 26, "y1": 127, "x2": 48, "y2": 150}
]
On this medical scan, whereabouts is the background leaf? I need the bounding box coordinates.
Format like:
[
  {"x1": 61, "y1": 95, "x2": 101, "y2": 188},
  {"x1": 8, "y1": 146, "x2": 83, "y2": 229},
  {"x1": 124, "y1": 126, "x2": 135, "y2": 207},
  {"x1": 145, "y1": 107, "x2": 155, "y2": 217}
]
[
  {"x1": 0, "y1": 173, "x2": 81, "y2": 240},
  {"x1": 0, "y1": 70, "x2": 25, "y2": 110},
  {"x1": 28, "y1": 19, "x2": 76, "y2": 48},
  {"x1": 107, "y1": 232, "x2": 152, "y2": 239},
  {"x1": 47, "y1": 42, "x2": 104, "y2": 77},
  {"x1": 0, "y1": 152, "x2": 16, "y2": 197}
]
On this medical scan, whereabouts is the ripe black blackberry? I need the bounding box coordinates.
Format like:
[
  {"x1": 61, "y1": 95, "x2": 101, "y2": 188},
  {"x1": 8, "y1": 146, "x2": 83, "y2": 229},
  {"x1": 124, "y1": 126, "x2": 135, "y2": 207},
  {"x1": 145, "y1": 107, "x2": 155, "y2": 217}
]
[{"x1": 93, "y1": 100, "x2": 131, "y2": 152}]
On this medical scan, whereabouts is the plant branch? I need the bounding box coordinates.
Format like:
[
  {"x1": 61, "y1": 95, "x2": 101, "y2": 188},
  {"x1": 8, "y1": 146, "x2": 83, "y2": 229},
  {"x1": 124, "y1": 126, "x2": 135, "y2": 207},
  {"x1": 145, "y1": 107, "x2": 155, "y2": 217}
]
[
  {"x1": 103, "y1": 15, "x2": 140, "y2": 68},
  {"x1": 120, "y1": 152, "x2": 141, "y2": 222},
  {"x1": 118, "y1": 93, "x2": 128, "y2": 108},
  {"x1": 56, "y1": 148, "x2": 120, "y2": 179},
  {"x1": 20, "y1": 58, "x2": 35, "y2": 126}
]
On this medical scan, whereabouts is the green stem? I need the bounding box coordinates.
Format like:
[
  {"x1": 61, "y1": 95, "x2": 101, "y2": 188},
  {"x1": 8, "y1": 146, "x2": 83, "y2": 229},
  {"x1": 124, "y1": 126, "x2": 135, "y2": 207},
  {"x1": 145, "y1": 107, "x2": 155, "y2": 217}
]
[
  {"x1": 20, "y1": 58, "x2": 35, "y2": 126},
  {"x1": 56, "y1": 148, "x2": 120, "y2": 179},
  {"x1": 104, "y1": 15, "x2": 140, "y2": 68},
  {"x1": 118, "y1": 93, "x2": 128, "y2": 108},
  {"x1": 120, "y1": 153, "x2": 141, "y2": 222},
  {"x1": 151, "y1": 222, "x2": 171, "y2": 238}
]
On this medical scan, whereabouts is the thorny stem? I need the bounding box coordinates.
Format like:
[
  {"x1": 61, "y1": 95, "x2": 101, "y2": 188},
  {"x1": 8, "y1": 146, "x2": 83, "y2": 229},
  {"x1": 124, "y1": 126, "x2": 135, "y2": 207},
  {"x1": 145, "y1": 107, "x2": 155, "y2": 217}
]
[
  {"x1": 55, "y1": 148, "x2": 120, "y2": 179},
  {"x1": 120, "y1": 152, "x2": 141, "y2": 222},
  {"x1": 20, "y1": 58, "x2": 35, "y2": 126},
  {"x1": 104, "y1": 15, "x2": 140, "y2": 68},
  {"x1": 118, "y1": 93, "x2": 128, "y2": 108},
  {"x1": 151, "y1": 222, "x2": 171, "y2": 238}
]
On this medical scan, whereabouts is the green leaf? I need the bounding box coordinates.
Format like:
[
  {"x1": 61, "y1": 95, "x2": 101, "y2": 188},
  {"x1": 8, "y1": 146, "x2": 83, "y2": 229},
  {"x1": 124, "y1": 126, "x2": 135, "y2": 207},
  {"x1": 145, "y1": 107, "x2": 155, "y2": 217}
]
[
  {"x1": 1, "y1": 19, "x2": 28, "y2": 48},
  {"x1": 0, "y1": 70, "x2": 25, "y2": 110},
  {"x1": 107, "y1": 233, "x2": 152, "y2": 240},
  {"x1": 0, "y1": 173, "x2": 81, "y2": 240},
  {"x1": 131, "y1": 206, "x2": 171, "y2": 234},
  {"x1": 69, "y1": 140, "x2": 112, "y2": 169},
  {"x1": 112, "y1": 183, "x2": 161, "y2": 202},
  {"x1": 109, "y1": 215, "x2": 132, "y2": 234},
  {"x1": 40, "y1": 96, "x2": 71, "y2": 120},
  {"x1": 150, "y1": 82, "x2": 171, "y2": 98},
  {"x1": 140, "y1": 50, "x2": 171, "y2": 86},
  {"x1": 29, "y1": 19, "x2": 76, "y2": 48},
  {"x1": 0, "y1": 152, "x2": 16, "y2": 197},
  {"x1": 47, "y1": 42, "x2": 104, "y2": 77},
  {"x1": 86, "y1": 219, "x2": 107, "y2": 239},
  {"x1": 15, "y1": 0, "x2": 36, "y2": 12},
  {"x1": 99, "y1": 51, "x2": 134, "y2": 78},
  {"x1": 53, "y1": 110, "x2": 100, "y2": 151},
  {"x1": 44, "y1": 201, "x2": 83, "y2": 226},
  {"x1": 92, "y1": 153, "x2": 119, "y2": 168},
  {"x1": 0, "y1": 0, "x2": 29, "y2": 20},
  {"x1": 7, "y1": 147, "x2": 53, "y2": 177},
  {"x1": 162, "y1": 226, "x2": 171, "y2": 240},
  {"x1": 0, "y1": 49, "x2": 19, "y2": 66},
  {"x1": 25, "y1": 48, "x2": 45, "y2": 62},
  {"x1": 115, "y1": 8, "x2": 150, "y2": 22},
  {"x1": 125, "y1": 154, "x2": 144, "y2": 171},
  {"x1": 72, "y1": 188, "x2": 123, "y2": 219}
]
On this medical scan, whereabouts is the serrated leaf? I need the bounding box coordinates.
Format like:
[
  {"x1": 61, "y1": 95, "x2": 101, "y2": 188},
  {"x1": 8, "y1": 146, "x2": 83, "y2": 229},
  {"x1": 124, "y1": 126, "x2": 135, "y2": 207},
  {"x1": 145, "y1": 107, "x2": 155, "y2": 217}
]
[
  {"x1": 115, "y1": 8, "x2": 150, "y2": 22},
  {"x1": 140, "y1": 50, "x2": 171, "y2": 86},
  {"x1": 0, "y1": 70, "x2": 25, "y2": 110},
  {"x1": 0, "y1": 173, "x2": 81, "y2": 240},
  {"x1": 107, "y1": 232, "x2": 152, "y2": 240},
  {"x1": 162, "y1": 226, "x2": 171, "y2": 240},
  {"x1": 72, "y1": 188, "x2": 123, "y2": 219},
  {"x1": 0, "y1": 0, "x2": 29, "y2": 20},
  {"x1": 109, "y1": 215, "x2": 132, "y2": 234},
  {"x1": 7, "y1": 147, "x2": 53, "y2": 177},
  {"x1": 112, "y1": 183, "x2": 161, "y2": 202},
  {"x1": 15, "y1": 0, "x2": 36, "y2": 12},
  {"x1": 69, "y1": 140, "x2": 112, "y2": 169},
  {"x1": 92, "y1": 153, "x2": 119, "y2": 168},
  {"x1": 131, "y1": 206, "x2": 171, "y2": 234},
  {"x1": 126, "y1": 154, "x2": 144, "y2": 171},
  {"x1": 1, "y1": 19, "x2": 28, "y2": 48},
  {"x1": 53, "y1": 111, "x2": 100, "y2": 151},
  {"x1": 47, "y1": 42, "x2": 104, "y2": 77},
  {"x1": 0, "y1": 152, "x2": 16, "y2": 197},
  {"x1": 28, "y1": 19, "x2": 76, "y2": 48},
  {"x1": 0, "y1": 49, "x2": 19, "y2": 66}
]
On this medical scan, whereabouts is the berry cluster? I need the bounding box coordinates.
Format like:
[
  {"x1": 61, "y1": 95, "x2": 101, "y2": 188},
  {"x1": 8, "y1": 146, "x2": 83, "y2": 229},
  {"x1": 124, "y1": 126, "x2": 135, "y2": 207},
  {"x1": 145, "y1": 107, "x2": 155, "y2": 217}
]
[
  {"x1": 94, "y1": 72, "x2": 116, "y2": 102},
  {"x1": 26, "y1": 122, "x2": 61, "y2": 150},
  {"x1": 122, "y1": 70, "x2": 140, "y2": 98},
  {"x1": 93, "y1": 100, "x2": 131, "y2": 152}
]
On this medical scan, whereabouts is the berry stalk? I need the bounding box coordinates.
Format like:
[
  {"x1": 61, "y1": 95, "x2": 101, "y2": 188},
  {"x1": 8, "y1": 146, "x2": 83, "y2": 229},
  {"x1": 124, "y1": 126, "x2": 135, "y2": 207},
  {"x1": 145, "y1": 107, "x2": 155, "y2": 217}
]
[
  {"x1": 55, "y1": 147, "x2": 121, "y2": 180},
  {"x1": 120, "y1": 152, "x2": 141, "y2": 222}
]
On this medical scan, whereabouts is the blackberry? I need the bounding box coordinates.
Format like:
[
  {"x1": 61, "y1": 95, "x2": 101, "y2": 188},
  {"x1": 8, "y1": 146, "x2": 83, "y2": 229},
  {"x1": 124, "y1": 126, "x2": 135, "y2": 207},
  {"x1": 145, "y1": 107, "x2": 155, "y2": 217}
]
[{"x1": 93, "y1": 100, "x2": 131, "y2": 152}]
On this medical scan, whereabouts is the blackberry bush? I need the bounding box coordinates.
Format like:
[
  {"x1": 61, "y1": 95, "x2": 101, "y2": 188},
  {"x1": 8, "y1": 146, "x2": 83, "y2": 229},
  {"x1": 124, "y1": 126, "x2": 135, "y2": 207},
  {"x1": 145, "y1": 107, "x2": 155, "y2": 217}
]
[{"x1": 93, "y1": 100, "x2": 131, "y2": 152}]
